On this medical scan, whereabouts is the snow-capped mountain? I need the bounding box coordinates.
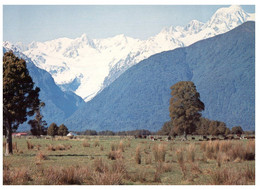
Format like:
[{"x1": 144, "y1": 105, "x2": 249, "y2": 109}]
[{"x1": 3, "y1": 5, "x2": 255, "y2": 102}]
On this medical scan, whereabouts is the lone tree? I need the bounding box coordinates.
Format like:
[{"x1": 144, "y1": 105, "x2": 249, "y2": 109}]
[
  {"x1": 47, "y1": 123, "x2": 58, "y2": 137},
  {"x1": 28, "y1": 102, "x2": 47, "y2": 136},
  {"x1": 3, "y1": 51, "x2": 40, "y2": 155},
  {"x1": 58, "y1": 124, "x2": 69, "y2": 136},
  {"x1": 169, "y1": 81, "x2": 204, "y2": 140}
]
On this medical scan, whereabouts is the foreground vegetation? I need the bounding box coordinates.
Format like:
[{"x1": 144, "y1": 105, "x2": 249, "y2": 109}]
[{"x1": 3, "y1": 136, "x2": 255, "y2": 185}]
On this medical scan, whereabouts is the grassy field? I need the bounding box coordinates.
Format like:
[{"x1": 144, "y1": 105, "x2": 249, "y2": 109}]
[{"x1": 3, "y1": 135, "x2": 255, "y2": 185}]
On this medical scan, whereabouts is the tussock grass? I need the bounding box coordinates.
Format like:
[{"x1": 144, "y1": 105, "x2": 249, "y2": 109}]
[
  {"x1": 4, "y1": 166, "x2": 31, "y2": 185},
  {"x1": 153, "y1": 144, "x2": 166, "y2": 162},
  {"x1": 93, "y1": 140, "x2": 100, "y2": 147},
  {"x1": 43, "y1": 166, "x2": 84, "y2": 185},
  {"x1": 201, "y1": 140, "x2": 255, "y2": 162},
  {"x1": 211, "y1": 165, "x2": 255, "y2": 185},
  {"x1": 119, "y1": 140, "x2": 124, "y2": 152},
  {"x1": 108, "y1": 150, "x2": 123, "y2": 160},
  {"x1": 135, "y1": 145, "x2": 142, "y2": 164},
  {"x1": 35, "y1": 151, "x2": 48, "y2": 161},
  {"x1": 27, "y1": 141, "x2": 34, "y2": 150},
  {"x1": 145, "y1": 154, "x2": 152, "y2": 165},
  {"x1": 82, "y1": 140, "x2": 90, "y2": 147},
  {"x1": 187, "y1": 144, "x2": 196, "y2": 163}
]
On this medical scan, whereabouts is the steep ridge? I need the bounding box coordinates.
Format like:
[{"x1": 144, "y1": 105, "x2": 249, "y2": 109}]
[{"x1": 65, "y1": 22, "x2": 255, "y2": 132}]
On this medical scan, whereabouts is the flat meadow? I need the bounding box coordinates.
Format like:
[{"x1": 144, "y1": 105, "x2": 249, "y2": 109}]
[{"x1": 3, "y1": 135, "x2": 255, "y2": 185}]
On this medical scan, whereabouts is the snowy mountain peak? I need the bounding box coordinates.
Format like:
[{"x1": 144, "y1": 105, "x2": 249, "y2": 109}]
[
  {"x1": 184, "y1": 20, "x2": 204, "y2": 33},
  {"x1": 215, "y1": 5, "x2": 243, "y2": 14},
  {"x1": 207, "y1": 5, "x2": 250, "y2": 31},
  {"x1": 3, "y1": 5, "x2": 255, "y2": 102}
]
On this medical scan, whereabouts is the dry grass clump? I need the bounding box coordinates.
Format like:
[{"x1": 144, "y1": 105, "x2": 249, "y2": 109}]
[
  {"x1": 44, "y1": 166, "x2": 84, "y2": 185},
  {"x1": 111, "y1": 142, "x2": 119, "y2": 151},
  {"x1": 27, "y1": 140, "x2": 34, "y2": 150},
  {"x1": 187, "y1": 144, "x2": 196, "y2": 163},
  {"x1": 35, "y1": 151, "x2": 48, "y2": 161},
  {"x1": 153, "y1": 144, "x2": 167, "y2": 162},
  {"x1": 91, "y1": 159, "x2": 127, "y2": 185},
  {"x1": 191, "y1": 163, "x2": 202, "y2": 175},
  {"x1": 82, "y1": 140, "x2": 90, "y2": 147},
  {"x1": 119, "y1": 140, "x2": 125, "y2": 152},
  {"x1": 145, "y1": 154, "x2": 152, "y2": 165},
  {"x1": 126, "y1": 140, "x2": 131, "y2": 148},
  {"x1": 176, "y1": 148, "x2": 185, "y2": 165},
  {"x1": 108, "y1": 150, "x2": 123, "y2": 160},
  {"x1": 93, "y1": 140, "x2": 100, "y2": 147},
  {"x1": 47, "y1": 144, "x2": 69, "y2": 151},
  {"x1": 135, "y1": 145, "x2": 142, "y2": 164},
  {"x1": 56, "y1": 144, "x2": 66, "y2": 150},
  {"x1": 201, "y1": 140, "x2": 255, "y2": 162},
  {"x1": 156, "y1": 162, "x2": 173, "y2": 173},
  {"x1": 211, "y1": 165, "x2": 255, "y2": 185},
  {"x1": 4, "y1": 166, "x2": 31, "y2": 185},
  {"x1": 47, "y1": 144, "x2": 56, "y2": 151},
  {"x1": 91, "y1": 171, "x2": 124, "y2": 185},
  {"x1": 93, "y1": 158, "x2": 109, "y2": 173},
  {"x1": 176, "y1": 148, "x2": 187, "y2": 179},
  {"x1": 153, "y1": 170, "x2": 161, "y2": 183},
  {"x1": 129, "y1": 170, "x2": 147, "y2": 183}
]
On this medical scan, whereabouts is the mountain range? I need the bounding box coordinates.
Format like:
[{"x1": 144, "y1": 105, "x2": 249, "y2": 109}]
[
  {"x1": 64, "y1": 21, "x2": 255, "y2": 132},
  {"x1": 3, "y1": 5, "x2": 255, "y2": 102},
  {"x1": 3, "y1": 5, "x2": 255, "y2": 132}
]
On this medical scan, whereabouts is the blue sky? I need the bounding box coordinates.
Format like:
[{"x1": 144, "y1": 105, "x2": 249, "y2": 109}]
[{"x1": 3, "y1": 5, "x2": 255, "y2": 44}]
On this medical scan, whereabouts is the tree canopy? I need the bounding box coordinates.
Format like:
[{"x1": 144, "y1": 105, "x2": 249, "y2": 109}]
[
  {"x1": 29, "y1": 102, "x2": 47, "y2": 136},
  {"x1": 169, "y1": 81, "x2": 204, "y2": 139},
  {"x1": 58, "y1": 124, "x2": 69, "y2": 136},
  {"x1": 3, "y1": 51, "x2": 41, "y2": 155},
  {"x1": 47, "y1": 123, "x2": 58, "y2": 137}
]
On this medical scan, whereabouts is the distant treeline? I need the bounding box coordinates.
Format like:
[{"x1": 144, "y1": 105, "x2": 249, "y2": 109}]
[
  {"x1": 71, "y1": 129, "x2": 155, "y2": 136},
  {"x1": 18, "y1": 125, "x2": 254, "y2": 137}
]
